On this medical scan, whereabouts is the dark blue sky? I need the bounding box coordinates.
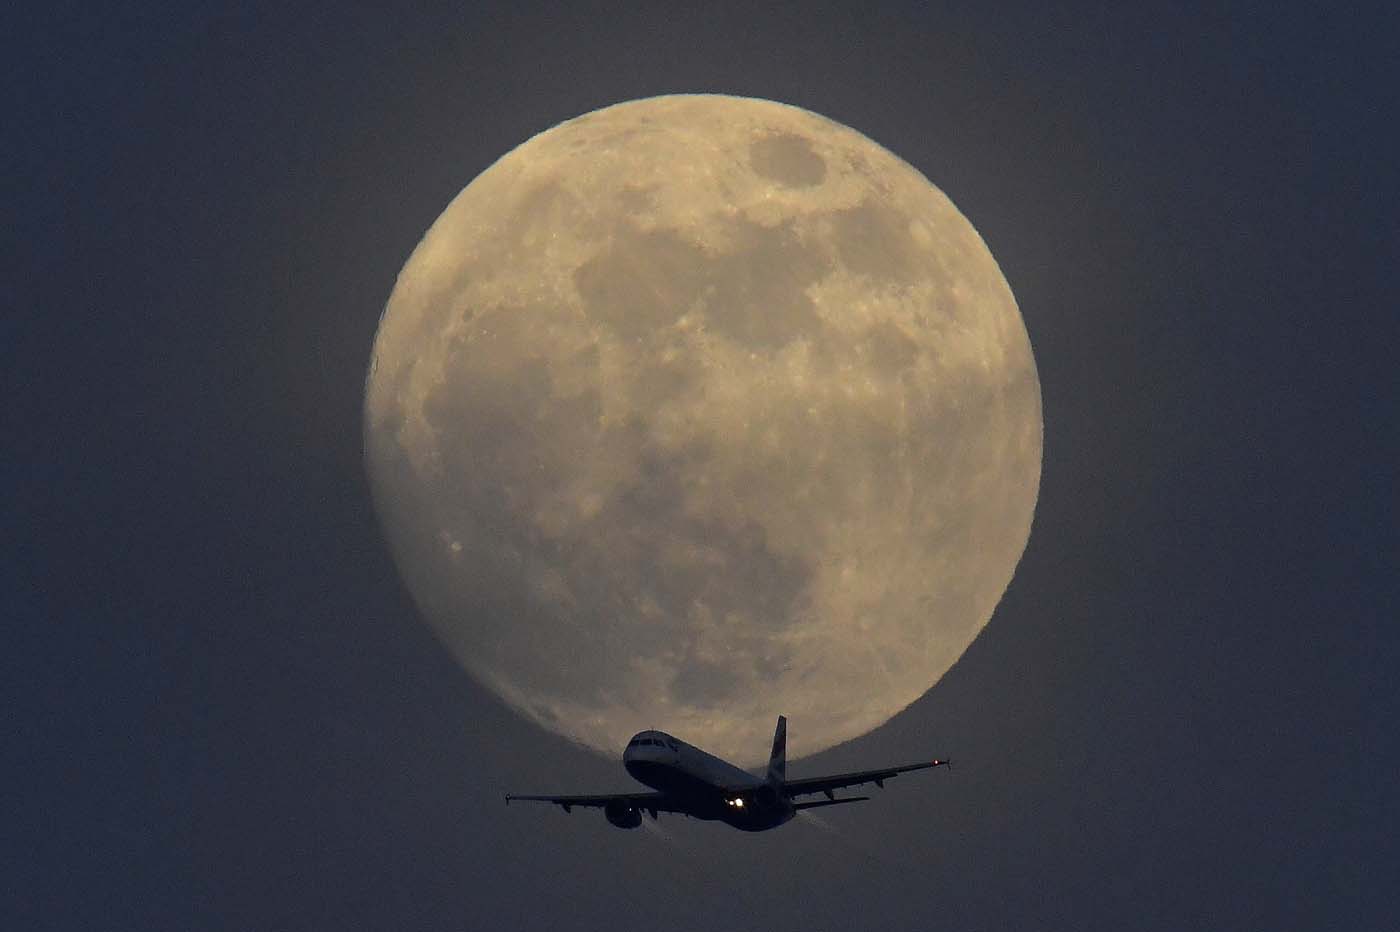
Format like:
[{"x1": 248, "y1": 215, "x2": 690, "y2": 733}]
[{"x1": 8, "y1": 3, "x2": 1397, "y2": 929}]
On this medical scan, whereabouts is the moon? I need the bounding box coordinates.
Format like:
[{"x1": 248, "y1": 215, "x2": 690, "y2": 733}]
[{"x1": 365, "y1": 95, "x2": 1041, "y2": 764}]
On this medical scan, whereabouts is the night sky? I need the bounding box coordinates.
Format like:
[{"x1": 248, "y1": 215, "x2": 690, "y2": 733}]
[{"x1": 10, "y1": 3, "x2": 1397, "y2": 930}]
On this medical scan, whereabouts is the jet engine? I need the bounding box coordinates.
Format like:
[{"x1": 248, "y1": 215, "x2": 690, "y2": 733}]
[{"x1": 604, "y1": 800, "x2": 642, "y2": 829}]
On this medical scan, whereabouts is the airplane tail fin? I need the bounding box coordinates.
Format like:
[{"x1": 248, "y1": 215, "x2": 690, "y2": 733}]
[{"x1": 766, "y1": 715, "x2": 787, "y2": 786}]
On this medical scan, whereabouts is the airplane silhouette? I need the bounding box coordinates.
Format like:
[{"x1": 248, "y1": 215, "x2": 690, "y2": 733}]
[{"x1": 506, "y1": 715, "x2": 949, "y2": 832}]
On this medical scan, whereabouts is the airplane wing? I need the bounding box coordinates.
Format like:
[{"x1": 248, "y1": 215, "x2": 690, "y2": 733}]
[
  {"x1": 504, "y1": 791, "x2": 687, "y2": 814},
  {"x1": 782, "y1": 759, "x2": 950, "y2": 799}
]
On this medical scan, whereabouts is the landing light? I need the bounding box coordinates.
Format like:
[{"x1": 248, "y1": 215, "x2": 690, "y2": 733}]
[{"x1": 726, "y1": 797, "x2": 745, "y2": 808}]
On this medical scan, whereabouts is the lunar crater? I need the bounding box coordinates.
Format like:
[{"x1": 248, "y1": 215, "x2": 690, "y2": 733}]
[{"x1": 749, "y1": 131, "x2": 828, "y2": 188}]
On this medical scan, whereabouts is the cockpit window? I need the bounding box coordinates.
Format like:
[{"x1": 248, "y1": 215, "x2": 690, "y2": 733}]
[{"x1": 631, "y1": 736, "x2": 671, "y2": 748}]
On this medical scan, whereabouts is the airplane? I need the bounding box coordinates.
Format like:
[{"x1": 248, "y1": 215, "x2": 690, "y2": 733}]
[{"x1": 505, "y1": 715, "x2": 949, "y2": 832}]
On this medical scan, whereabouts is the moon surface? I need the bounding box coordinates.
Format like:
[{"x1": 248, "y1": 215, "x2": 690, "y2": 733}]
[{"x1": 365, "y1": 95, "x2": 1041, "y2": 764}]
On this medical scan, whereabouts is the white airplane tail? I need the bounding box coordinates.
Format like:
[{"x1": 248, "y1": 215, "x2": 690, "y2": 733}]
[{"x1": 766, "y1": 715, "x2": 787, "y2": 786}]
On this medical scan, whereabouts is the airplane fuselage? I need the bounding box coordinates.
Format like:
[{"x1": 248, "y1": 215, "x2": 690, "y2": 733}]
[{"x1": 623, "y1": 730, "x2": 794, "y2": 831}]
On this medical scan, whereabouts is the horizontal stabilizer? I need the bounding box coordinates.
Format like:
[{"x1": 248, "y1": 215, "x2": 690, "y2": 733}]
[{"x1": 792, "y1": 796, "x2": 870, "y2": 810}]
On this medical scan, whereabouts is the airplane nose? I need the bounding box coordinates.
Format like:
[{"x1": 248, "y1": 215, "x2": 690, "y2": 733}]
[{"x1": 623, "y1": 738, "x2": 670, "y2": 763}]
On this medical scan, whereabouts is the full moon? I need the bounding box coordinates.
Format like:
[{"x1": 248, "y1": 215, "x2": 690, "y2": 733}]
[{"x1": 365, "y1": 95, "x2": 1041, "y2": 764}]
